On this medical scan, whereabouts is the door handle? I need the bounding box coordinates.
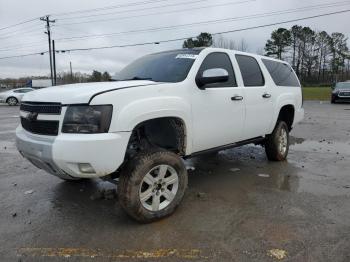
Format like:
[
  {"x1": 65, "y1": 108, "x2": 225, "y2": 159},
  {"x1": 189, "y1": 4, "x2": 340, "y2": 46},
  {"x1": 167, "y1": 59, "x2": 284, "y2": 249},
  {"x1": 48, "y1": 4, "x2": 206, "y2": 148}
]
[
  {"x1": 262, "y1": 93, "x2": 271, "y2": 98},
  {"x1": 231, "y1": 95, "x2": 243, "y2": 101}
]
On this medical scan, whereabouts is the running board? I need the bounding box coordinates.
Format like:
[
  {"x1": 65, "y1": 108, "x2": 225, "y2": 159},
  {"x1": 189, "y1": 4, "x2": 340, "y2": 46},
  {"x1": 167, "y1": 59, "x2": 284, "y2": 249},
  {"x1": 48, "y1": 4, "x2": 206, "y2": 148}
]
[{"x1": 185, "y1": 137, "x2": 265, "y2": 159}]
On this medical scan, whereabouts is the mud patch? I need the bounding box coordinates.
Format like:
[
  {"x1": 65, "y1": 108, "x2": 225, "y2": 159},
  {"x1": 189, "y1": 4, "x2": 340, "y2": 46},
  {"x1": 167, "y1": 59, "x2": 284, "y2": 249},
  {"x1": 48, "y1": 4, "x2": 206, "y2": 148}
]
[{"x1": 289, "y1": 136, "x2": 305, "y2": 145}]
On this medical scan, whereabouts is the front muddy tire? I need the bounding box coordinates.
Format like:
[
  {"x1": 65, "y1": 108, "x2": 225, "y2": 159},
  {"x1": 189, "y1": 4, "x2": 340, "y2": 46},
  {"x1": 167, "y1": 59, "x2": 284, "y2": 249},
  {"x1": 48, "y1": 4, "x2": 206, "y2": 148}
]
[
  {"x1": 118, "y1": 150, "x2": 188, "y2": 223},
  {"x1": 265, "y1": 121, "x2": 289, "y2": 161}
]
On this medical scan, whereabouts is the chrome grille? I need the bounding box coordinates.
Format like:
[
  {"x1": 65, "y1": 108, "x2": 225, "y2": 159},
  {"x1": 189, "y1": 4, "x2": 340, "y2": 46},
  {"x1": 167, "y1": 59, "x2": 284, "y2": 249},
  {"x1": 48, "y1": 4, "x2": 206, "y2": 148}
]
[{"x1": 339, "y1": 91, "x2": 350, "y2": 97}]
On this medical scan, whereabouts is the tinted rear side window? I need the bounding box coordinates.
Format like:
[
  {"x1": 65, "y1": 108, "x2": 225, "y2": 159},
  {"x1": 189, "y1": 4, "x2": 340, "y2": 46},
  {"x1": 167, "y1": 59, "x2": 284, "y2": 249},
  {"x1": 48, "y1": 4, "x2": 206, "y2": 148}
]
[
  {"x1": 197, "y1": 52, "x2": 236, "y2": 88},
  {"x1": 262, "y1": 59, "x2": 300, "y2": 87},
  {"x1": 235, "y1": 55, "x2": 264, "y2": 86}
]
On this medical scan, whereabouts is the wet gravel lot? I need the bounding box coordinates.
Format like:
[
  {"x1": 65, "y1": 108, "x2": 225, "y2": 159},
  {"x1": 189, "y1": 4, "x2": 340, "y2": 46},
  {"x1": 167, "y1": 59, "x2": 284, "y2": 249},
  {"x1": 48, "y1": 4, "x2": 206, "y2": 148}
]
[{"x1": 0, "y1": 101, "x2": 349, "y2": 261}]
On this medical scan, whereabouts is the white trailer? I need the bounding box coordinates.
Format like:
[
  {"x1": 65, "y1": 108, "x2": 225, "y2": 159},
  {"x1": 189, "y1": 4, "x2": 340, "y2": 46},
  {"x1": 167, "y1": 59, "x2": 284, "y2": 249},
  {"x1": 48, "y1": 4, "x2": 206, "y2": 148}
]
[{"x1": 31, "y1": 79, "x2": 52, "y2": 88}]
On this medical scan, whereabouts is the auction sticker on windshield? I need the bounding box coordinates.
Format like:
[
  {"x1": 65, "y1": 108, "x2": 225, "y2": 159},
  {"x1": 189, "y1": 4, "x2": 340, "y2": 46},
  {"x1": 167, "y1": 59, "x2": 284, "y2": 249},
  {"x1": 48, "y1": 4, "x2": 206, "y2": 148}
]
[{"x1": 175, "y1": 54, "x2": 198, "y2": 59}]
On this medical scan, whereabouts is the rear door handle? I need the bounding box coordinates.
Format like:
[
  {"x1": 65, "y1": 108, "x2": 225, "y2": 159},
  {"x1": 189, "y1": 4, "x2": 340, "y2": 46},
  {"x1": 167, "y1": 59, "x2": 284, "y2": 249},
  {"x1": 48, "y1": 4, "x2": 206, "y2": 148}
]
[
  {"x1": 262, "y1": 93, "x2": 271, "y2": 98},
  {"x1": 231, "y1": 95, "x2": 243, "y2": 101}
]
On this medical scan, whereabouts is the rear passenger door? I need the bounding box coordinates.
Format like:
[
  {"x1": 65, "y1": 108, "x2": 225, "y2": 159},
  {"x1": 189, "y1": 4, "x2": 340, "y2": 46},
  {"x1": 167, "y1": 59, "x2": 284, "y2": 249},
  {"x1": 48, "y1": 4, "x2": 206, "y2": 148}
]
[{"x1": 235, "y1": 54, "x2": 274, "y2": 139}]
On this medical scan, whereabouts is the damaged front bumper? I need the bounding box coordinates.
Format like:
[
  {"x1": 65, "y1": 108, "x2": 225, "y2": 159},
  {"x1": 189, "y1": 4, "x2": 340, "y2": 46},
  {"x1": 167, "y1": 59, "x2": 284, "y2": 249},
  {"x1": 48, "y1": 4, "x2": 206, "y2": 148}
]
[{"x1": 16, "y1": 126, "x2": 131, "y2": 178}]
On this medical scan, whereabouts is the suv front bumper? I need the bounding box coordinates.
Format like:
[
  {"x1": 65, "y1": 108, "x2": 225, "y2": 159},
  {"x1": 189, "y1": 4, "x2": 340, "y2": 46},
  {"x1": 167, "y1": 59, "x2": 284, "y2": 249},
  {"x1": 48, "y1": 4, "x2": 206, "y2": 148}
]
[{"x1": 16, "y1": 126, "x2": 131, "y2": 178}]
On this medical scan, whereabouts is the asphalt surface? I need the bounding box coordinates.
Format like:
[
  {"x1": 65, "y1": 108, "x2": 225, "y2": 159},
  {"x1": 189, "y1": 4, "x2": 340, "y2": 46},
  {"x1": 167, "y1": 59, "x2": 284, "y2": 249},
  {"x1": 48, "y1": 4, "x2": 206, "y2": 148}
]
[{"x1": 0, "y1": 101, "x2": 349, "y2": 262}]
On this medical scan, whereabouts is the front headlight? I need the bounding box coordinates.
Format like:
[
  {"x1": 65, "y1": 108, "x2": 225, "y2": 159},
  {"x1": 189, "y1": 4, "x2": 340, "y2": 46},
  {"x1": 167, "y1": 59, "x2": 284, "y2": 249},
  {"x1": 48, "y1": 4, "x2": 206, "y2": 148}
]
[{"x1": 62, "y1": 105, "x2": 113, "y2": 134}]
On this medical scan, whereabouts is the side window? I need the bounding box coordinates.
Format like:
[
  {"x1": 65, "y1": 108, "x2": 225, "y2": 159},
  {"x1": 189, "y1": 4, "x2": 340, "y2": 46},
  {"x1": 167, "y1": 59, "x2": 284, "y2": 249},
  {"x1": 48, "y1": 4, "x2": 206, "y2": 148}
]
[
  {"x1": 13, "y1": 90, "x2": 22, "y2": 93},
  {"x1": 262, "y1": 59, "x2": 300, "y2": 87},
  {"x1": 197, "y1": 52, "x2": 236, "y2": 88},
  {"x1": 235, "y1": 55, "x2": 265, "y2": 87}
]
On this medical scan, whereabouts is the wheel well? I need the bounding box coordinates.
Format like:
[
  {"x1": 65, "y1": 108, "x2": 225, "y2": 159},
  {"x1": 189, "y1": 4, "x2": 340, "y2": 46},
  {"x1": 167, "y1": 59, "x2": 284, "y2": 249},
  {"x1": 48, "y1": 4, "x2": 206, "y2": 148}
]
[
  {"x1": 6, "y1": 96, "x2": 18, "y2": 102},
  {"x1": 277, "y1": 105, "x2": 295, "y2": 131},
  {"x1": 126, "y1": 117, "x2": 186, "y2": 157}
]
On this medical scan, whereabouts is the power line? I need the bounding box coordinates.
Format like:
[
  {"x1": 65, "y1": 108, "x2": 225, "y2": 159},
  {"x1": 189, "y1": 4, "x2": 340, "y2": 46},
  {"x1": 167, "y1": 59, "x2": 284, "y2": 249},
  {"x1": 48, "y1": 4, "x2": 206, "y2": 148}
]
[
  {"x1": 4, "y1": 2, "x2": 334, "y2": 52},
  {"x1": 0, "y1": 40, "x2": 46, "y2": 51},
  {"x1": 56, "y1": 0, "x2": 254, "y2": 26},
  {"x1": 0, "y1": 51, "x2": 48, "y2": 60},
  {"x1": 0, "y1": 17, "x2": 40, "y2": 31},
  {"x1": 0, "y1": 28, "x2": 43, "y2": 40},
  {"x1": 56, "y1": 9, "x2": 350, "y2": 52},
  {"x1": 0, "y1": 22, "x2": 42, "y2": 38},
  {"x1": 1, "y1": 9, "x2": 350, "y2": 60},
  {"x1": 55, "y1": 2, "x2": 350, "y2": 42},
  {"x1": 57, "y1": 0, "x2": 251, "y2": 21},
  {"x1": 53, "y1": 0, "x2": 200, "y2": 17}
]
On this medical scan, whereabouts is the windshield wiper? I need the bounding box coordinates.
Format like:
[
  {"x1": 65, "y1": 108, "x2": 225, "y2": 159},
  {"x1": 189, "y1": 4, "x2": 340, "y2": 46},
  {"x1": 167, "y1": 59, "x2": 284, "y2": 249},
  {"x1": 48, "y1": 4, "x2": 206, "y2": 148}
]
[{"x1": 118, "y1": 76, "x2": 153, "y2": 81}]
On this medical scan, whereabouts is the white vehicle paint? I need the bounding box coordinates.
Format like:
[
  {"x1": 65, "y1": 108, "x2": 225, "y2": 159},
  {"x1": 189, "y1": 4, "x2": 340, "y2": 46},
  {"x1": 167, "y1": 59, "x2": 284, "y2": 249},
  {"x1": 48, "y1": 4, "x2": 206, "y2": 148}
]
[
  {"x1": 0, "y1": 88, "x2": 34, "y2": 105},
  {"x1": 16, "y1": 47, "x2": 304, "y2": 179}
]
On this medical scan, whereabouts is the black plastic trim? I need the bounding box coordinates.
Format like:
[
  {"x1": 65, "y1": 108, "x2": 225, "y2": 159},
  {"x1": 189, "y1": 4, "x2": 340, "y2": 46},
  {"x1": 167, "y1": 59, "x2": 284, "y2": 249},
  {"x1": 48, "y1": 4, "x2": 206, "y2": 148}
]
[
  {"x1": 20, "y1": 102, "x2": 62, "y2": 115},
  {"x1": 184, "y1": 137, "x2": 265, "y2": 159}
]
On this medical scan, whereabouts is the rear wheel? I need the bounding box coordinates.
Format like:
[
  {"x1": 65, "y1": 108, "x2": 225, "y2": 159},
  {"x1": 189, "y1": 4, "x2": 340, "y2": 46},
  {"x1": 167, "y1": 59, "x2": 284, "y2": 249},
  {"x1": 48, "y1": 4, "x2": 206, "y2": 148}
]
[
  {"x1": 265, "y1": 121, "x2": 289, "y2": 161},
  {"x1": 118, "y1": 150, "x2": 188, "y2": 223},
  {"x1": 7, "y1": 97, "x2": 18, "y2": 106}
]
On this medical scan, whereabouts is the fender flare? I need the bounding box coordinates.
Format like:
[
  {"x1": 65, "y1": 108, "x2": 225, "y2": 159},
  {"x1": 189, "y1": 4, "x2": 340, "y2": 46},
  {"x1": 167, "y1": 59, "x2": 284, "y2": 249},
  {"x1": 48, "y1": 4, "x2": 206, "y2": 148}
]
[
  {"x1": 115, "y1": 97, "x2": 193, "y2": 154},
  {"x1": 270, "y1": 96, "x2": 296, "y2": 132}
]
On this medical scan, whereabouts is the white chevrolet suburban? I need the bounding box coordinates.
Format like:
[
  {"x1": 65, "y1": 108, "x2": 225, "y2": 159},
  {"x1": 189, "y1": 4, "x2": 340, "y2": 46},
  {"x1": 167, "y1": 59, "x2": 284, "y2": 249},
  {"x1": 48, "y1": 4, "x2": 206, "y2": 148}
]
[{"x1": 16, "y1": 48, "x2": 304, "y2": 222}]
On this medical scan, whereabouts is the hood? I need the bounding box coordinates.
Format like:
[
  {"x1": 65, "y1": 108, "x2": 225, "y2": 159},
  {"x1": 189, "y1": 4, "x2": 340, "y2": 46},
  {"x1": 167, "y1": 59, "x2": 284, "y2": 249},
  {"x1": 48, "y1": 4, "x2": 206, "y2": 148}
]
[{"x1": 22, "y1": 81, "x2": 158, "y2": 104}]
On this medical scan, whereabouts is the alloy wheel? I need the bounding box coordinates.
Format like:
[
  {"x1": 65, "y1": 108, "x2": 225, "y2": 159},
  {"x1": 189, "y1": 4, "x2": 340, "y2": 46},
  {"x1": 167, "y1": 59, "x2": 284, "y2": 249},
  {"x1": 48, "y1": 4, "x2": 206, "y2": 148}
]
[{"x1": 139, "y1": 164, "x2": 179, "y2": 211}]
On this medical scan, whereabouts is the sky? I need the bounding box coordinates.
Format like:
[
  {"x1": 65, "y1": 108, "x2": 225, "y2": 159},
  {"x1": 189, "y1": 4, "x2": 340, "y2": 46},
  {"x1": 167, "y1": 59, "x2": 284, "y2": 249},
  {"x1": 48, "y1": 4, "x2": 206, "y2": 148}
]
[{"x1": 0, "y1": 0, "x2": 349, "y2": 78}]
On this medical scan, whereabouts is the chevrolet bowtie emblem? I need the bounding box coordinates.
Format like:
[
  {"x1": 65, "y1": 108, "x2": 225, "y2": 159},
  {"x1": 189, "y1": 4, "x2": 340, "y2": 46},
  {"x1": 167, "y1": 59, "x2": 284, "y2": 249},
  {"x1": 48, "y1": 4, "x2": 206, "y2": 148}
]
[{"x1": 26, "y1": 112, "x2": 38, "y2": 121}]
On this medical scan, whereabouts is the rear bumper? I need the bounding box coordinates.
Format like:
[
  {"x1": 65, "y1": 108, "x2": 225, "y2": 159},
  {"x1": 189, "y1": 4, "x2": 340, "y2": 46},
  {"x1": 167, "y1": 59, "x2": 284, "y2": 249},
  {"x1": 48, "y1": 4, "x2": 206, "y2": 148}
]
[{"x1": 16, "y1": 126, "x2": 131, "y2": 178}]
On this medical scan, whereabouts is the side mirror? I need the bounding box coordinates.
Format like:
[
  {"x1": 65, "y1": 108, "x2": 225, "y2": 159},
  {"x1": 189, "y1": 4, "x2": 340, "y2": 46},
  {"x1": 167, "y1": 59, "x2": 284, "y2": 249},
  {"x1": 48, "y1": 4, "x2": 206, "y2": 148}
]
[{"x1": 196, "y1": 68, "x2": 229, "y2": 89}]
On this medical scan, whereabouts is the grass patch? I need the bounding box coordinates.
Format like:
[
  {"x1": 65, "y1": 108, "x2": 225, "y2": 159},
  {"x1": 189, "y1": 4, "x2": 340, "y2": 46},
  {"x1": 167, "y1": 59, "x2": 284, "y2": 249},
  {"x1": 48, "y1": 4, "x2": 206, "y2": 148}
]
[{"x1": 302, "y1": 87, "x2": 331, "y2": 101}]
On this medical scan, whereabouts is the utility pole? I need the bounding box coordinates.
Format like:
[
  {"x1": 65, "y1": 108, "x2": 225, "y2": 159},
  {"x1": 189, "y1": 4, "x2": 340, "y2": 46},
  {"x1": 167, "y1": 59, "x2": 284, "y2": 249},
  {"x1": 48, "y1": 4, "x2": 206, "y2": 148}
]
[
  {"x1": 52, "y1": 40, "x2": 57, "y2": 86},
  {"x1": 70, "y1": 61, "x2": 73, "y2": 82},
  {"x1": 40, "y1": 15, "x2": 55, "y2": 86}
]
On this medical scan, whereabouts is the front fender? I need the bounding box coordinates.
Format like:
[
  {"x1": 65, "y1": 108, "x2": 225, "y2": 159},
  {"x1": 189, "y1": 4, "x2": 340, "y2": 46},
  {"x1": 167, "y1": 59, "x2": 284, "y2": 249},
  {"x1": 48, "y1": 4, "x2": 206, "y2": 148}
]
[{"x1": 115, "y1": 96, "x2": 193, "y2": 154}]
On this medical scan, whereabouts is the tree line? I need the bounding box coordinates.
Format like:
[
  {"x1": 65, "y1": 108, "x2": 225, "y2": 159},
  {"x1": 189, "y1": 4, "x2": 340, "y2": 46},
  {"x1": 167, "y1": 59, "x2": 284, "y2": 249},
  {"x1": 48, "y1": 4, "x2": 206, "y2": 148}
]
[
  {"x1": 264, "y1": 25, "x2": 349, "y2": 85},
  {"x1": 184, "y1": 29, "x2": 349, "y2": 86},
  {"x1": 57, "y1": 70, "x2": 111, "y2": 85},
  {"x1": 0, "y1": 70, "x2": 112, "y2": 88}
]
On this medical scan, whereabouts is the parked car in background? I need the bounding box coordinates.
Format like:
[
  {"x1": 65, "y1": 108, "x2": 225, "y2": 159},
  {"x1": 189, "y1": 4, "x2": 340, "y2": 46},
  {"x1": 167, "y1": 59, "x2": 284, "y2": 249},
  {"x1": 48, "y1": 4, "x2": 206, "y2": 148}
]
[
  {"x1": 0, "y1": 88, "x2": 34, "y2": 106},
  {"x1": 331, "y1": 82, "x2": 350, "y2": 103},
  {"x1": 16, "y1": 48, "x2": 303, "y2": 222}
]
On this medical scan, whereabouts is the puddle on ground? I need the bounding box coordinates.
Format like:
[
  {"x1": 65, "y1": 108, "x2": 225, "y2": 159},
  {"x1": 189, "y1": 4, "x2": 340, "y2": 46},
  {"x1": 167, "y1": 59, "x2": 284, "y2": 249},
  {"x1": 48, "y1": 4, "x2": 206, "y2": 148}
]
[
  {"x1": 185, "y1": 145, "x2": 296, "y2": 194},
  {"x1": 290, "y1": 136, "x2": 305, "y2": 145},
  {"x1": 185, "y1": 137, "x2": 350, "y2": 198}
]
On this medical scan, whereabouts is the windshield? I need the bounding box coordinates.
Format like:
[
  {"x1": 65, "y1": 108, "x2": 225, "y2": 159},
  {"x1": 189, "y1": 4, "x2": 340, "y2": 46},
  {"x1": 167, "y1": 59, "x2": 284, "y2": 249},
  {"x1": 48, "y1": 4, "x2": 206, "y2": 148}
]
[
  {"x1": 335, "y1": 82, "x2": 350, "y2": 89},
  {"x1": 116, "y1": 50, "x2": 201, "y2": 83}
]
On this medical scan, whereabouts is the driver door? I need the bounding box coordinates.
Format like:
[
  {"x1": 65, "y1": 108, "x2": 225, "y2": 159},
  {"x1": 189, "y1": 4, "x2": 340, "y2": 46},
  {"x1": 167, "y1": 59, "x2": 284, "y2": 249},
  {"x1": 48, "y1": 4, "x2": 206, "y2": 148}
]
[{"x1": 191, "y1": 52, "x2": 245, "y2": 153}]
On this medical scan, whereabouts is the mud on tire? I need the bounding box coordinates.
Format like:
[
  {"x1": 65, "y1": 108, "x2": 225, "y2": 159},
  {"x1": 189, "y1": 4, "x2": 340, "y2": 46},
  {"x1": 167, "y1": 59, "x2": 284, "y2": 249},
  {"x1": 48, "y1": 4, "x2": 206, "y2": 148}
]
[
  {"x1": 118, "y1": 150, "x2": 188, "y2": 223},
  {"x1": 265, "y1": 121, "x2": 289, "y2": 161}
]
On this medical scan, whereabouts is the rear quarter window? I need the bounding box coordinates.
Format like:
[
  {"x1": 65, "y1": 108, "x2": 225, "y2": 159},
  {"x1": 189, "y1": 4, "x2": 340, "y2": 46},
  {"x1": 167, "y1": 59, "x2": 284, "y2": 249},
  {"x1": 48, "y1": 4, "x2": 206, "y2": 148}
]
[{"x1": 262, "y1": 59, "x2": 300, "y2": 87}]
